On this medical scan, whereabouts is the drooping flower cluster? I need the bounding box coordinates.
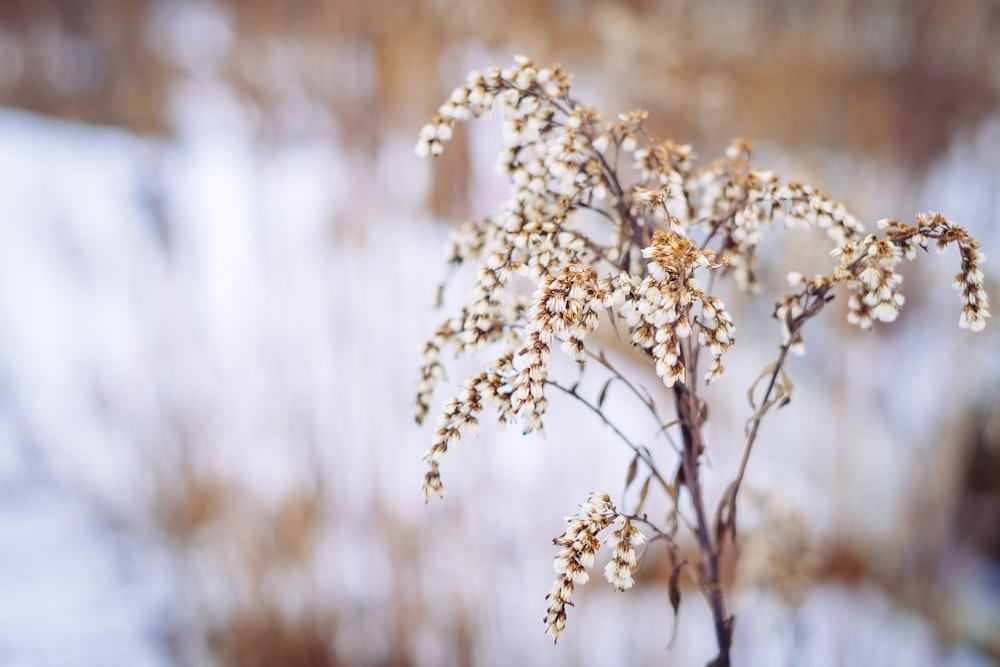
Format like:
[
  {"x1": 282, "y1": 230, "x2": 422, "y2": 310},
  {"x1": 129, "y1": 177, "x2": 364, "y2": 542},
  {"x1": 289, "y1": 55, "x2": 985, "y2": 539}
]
[
  {"x1": 413, "y1": 57, "x2": 604, "y2": 446},
  {"x1": 618, "y1": 230, "x2": 735, "y2": 385},
  {"x1": 603, "y1": 515, "x2": 647, "y2": 591},
  {"x1": 543, "y1": 493, "x2": 645, "y2": 642},
  {"x1": 414, "y1": 316, "x2": 459, "y2": 425},
  {"x1": 415, "y1": 55, "x2": 573, "y2": 160},
  {"x1": 511, "y1": 265, "x2": 615, "y2": 433},
  {"x1": 844, "y1": 234, "x2": 907, "y2": 329},
  {"x1": 422, "y1": 360, "x2": 517, "y2": 502},
  {"x1": 768, "y1": 211, "x2": 990, "y2": 358},
  {"x1": 822, "y1": 213, "x2": 991, "y2": 332},
  {"x1": 897, "y1": 213, "x2": 988, "y2": 332}
]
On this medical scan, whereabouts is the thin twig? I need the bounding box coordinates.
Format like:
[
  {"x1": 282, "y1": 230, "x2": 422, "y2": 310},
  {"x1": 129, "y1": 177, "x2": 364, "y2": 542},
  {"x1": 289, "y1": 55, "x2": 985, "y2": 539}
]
[{"x1": 545, "y1": 379, "x2": 675, "y2": 499}]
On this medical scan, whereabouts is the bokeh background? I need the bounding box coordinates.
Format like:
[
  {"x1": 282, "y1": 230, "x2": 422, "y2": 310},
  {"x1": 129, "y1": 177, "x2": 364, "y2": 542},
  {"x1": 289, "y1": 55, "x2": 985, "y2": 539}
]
[{"x1": 1, "y1": 1, "x2": 999, "y2": 665}]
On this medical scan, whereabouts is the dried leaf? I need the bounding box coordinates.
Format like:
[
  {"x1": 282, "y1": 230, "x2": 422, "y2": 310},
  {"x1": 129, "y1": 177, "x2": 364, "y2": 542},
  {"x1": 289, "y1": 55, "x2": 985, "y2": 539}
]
[
  {"x1": 667, "y1": 561, "x2": 685, "y2": 647},
  {"x1": 777, "y1": 368, "x2": 794, "y2": 409},
  {"x1": 714, "y1": 481, "x2": 738, "y2": 548},
  {"x1": 747, "y1": 362, "x2": 778, "y2": 409},
  {"x1": 597, "y1": 377, "x2": 614, "y2": 408},
  {"x1": 634, "y1": 474, "x2": 652, "y2": 515},
  {"x1": 780, "y1": 368, "x2": 794, "y2": 396},
  {"x1": 624, "y1": 454, "x2": 639, "y2": 491},
  {"x1": 657, "y1": 418, "x2": 680, "y2": 434},
  {"x1": 744, "y1": 382, "x2": 787, "y2": 435}
]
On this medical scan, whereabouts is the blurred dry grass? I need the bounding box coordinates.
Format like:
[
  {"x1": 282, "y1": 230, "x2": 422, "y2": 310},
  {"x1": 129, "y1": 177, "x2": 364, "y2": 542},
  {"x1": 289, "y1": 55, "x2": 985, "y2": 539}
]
[
  {"x1": 1, "y1": 0, "x2": 998, "y2": 664},
  {"x1": 2, "y1": 0, "x2": 998, "y2": 212}
]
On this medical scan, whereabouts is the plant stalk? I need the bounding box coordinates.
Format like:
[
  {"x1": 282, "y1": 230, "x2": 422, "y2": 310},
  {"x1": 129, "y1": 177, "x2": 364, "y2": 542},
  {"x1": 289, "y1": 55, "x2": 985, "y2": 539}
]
[{"x1": 674, "y1": 381, "x2": 731, "y2": 666}]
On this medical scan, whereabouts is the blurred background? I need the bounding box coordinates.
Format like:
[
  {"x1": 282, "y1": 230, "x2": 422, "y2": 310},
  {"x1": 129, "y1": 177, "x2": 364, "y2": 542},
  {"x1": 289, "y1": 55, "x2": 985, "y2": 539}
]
[{"x1": 0, "y1": 0, "x2": 998, "y2": 665}]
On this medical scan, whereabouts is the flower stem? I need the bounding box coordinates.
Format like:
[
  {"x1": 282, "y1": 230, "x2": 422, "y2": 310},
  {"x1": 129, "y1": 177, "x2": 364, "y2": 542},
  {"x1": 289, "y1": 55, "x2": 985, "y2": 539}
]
[{"x1": 673, "y1": 379, "x2": 732, "y2": 665}]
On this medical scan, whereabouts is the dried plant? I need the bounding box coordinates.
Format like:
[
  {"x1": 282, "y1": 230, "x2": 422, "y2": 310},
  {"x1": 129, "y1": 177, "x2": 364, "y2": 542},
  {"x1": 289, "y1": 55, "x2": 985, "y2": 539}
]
[{"x1": 413, "y1": 56, "x2": 989, "y2": 665}]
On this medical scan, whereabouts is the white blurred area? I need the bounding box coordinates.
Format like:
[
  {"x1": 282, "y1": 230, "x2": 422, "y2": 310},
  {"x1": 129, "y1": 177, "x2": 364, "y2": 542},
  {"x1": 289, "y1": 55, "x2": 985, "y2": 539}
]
[{"x1": 0, "y1": 2, "x2": 999, "y2": 666}]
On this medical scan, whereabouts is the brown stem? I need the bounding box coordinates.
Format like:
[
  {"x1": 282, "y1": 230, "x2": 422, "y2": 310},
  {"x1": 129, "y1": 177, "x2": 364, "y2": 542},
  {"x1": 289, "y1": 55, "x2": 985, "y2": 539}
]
[{"x1": 673, "y1": 379, "x2": 732, "y2": 665}]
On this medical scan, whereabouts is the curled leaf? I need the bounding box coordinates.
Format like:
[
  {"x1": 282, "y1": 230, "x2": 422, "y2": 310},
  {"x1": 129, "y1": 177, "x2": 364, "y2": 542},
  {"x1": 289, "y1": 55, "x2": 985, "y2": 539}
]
[
  {"x1": 747, "y1": 362, "x2": 778, "y2": 409},
  {"x1": 744, "y1": 382, "x2": 787, "y2": 435}
]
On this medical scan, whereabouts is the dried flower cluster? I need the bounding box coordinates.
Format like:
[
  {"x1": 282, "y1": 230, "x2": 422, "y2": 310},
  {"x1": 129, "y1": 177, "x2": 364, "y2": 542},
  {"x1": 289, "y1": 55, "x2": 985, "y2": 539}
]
[
  {"x1": 414, "y1": 56, "x2": 989, "y2": 661},
  {"x1": 543, "y1": 493, "x2": 647, "y2": 641},
  {"x1": 620, "y1": 230, "x2": 734, "y2": 384}
]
